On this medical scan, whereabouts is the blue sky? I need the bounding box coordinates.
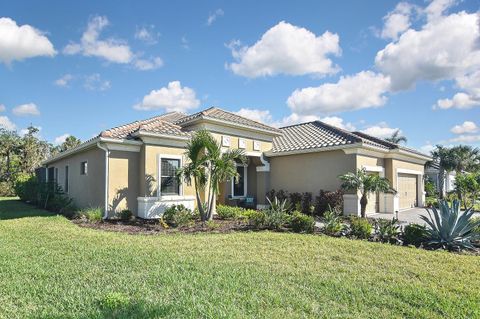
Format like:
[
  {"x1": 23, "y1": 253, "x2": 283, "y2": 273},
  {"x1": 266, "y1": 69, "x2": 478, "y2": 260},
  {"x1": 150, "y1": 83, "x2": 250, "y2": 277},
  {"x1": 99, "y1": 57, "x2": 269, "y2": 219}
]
[{"x1": 0, "y1": 0, "x2": 479, "y2": 152}]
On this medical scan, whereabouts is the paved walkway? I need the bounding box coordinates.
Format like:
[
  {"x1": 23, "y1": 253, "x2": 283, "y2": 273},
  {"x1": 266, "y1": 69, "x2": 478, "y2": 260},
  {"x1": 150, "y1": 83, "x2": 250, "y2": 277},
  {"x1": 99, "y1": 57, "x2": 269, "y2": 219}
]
[{"x1": 370, "y1": 207, "x2": 480, "y2": 226}]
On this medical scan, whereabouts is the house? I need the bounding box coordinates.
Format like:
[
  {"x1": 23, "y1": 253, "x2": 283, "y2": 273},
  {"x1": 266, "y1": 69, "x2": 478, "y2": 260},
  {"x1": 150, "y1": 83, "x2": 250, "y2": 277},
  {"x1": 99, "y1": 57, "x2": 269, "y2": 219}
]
[
  {"x1": 41, "y1": 107, "x2": 431, "y2": 218},
  {"x1": 425, "y1": 162, "x2": 456, "y2": 194}
]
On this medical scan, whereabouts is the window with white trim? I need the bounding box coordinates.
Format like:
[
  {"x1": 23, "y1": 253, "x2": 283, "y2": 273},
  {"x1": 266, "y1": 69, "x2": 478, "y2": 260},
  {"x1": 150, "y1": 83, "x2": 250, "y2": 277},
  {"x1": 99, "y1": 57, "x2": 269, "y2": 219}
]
[
  {"x1": 232, "y1": 165, "x2": 247, "y2": 197},
  {"x1": 80, "y1": 161, "x2": 88, "y2": 175},
  {"x1": 160, "y1": 158, "x2": 180, "y2": 195}
]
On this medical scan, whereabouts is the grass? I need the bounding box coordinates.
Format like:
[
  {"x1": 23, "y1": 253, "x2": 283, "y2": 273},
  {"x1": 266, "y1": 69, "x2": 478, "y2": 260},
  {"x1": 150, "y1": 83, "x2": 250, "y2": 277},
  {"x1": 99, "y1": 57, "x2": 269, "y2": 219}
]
[{"x1": 0, "y1": 198, "x2": 479, "y2": 318}]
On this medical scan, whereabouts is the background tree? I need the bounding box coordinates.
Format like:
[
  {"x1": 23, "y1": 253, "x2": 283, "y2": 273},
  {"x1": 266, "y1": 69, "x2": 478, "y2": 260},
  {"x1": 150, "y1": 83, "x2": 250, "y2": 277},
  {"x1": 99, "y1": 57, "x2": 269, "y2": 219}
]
[
  {"x1": 385, "y1": 129, "x2": 407, "y2": 144},
  {"x1": 431, "y1": 145, "x2": 456, "y2": 199},
  {"x1": 0, "y1": 129, "x2": 21, "y2": 192},
  {"x1": 55, "y1": 135, "x2": 81, "y2": 153},
  {"x1": 339, "y1": 168, "x2": 393, "y2": 218},
  {"x1": 19, "y1": 126, "x2": 51, "y2": 174},
  {"x1": 450, "y1": 145, "x2": 480, "y2": 173}
]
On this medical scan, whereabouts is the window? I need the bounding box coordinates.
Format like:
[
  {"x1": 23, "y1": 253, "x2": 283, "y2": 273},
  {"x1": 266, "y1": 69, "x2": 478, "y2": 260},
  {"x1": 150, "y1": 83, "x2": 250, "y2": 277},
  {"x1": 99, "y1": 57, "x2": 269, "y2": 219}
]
[
  {"x1": 64, "y1": 166, "x2": 69, "y2": 193},
  {"x1": 253, "y1": 140, "x2": 261, "y2": 151},
  {"x1": 160, "y1": 158, "x2": 180, "y2": 195},
  {"x1": 232, "y1": 165, "x2": 246, "y2": 197},
  {"x1": 54, "y1": 168, "x2": 58, "y2": 184},
  {"x1": 222, "y1": 136, "x2": 231, "y2": 147},
  {"x1": 80, "y1": 161, "x2": 88, "y2": 175}
]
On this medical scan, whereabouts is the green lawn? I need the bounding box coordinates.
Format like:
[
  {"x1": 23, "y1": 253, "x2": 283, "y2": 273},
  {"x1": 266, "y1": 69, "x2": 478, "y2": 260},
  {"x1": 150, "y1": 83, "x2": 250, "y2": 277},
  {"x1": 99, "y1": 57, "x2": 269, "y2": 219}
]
[{"x1": 0, "y1": 198, "x2": 479, "y2": 318}]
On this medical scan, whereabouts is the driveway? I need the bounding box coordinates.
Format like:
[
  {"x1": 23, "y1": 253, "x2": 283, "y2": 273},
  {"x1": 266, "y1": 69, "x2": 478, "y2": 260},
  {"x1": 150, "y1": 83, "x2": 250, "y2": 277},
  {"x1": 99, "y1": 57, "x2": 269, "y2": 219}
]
[{"x1": 370, "y1": 207, "x2": 480, "y2": 226}]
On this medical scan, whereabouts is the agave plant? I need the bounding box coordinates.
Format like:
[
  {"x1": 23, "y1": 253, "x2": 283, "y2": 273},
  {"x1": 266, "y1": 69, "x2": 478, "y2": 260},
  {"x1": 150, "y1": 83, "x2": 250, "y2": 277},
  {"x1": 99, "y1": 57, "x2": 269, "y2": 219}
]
[
  {"x1": 264, "y1": 196, "x2": 291, "y2": 230},
  {"x1": 420, "y1": 200, "x2": 480, "y2": 251}
]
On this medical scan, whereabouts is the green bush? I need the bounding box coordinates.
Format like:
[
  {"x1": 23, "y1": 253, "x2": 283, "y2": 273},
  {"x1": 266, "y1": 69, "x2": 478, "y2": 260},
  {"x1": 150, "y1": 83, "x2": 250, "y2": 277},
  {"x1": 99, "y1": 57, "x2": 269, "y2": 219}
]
[
  {"x1": 471, "y1": 217, "x2": 480, "y2": 234},
  {"x1": 118, "y1": 209, "x2": 133, "y2": 221},
  {"x1": 425, "y1": 197, "x2": 438, "y2": 208},
  {"x1": 301, "y1": 192, "x2": 314, "y2": 215},
  {"x1": 13, "y1": 173, "x2": 35, "y2": 200},
  {"x1": 216, "y1": 205, "x2": 244, "y2": 219},
  {"x1": 289, "y1": 211, "x2": 315, "y2": 233},
  {"x1": 78, "y1": 207, "x2": 103, "y2": 222},
  {"x1": 403, "y1": 223, "x2": 427, "y2": 247},
  {"x1": 248, "y1": 210, "x2": 266, "y2": 228},
  {"x1": 205, "y1": 220, "x2": 220, "y2": 230},
  {"x1": 163, "y1": 204, "x2": 194, "y2": 227},
  {"x1": 349, "y1": 217, "x2": 373, "y2": 239},
  {"x1": 323, "y1": 210, "x2": 344, "y2": 236},
  {"x1": 375, "y1": 218, "x2": 400, "y2": 244},
  {"x1": 314, "y1": 190, "x2": 344, "y2": 216}
]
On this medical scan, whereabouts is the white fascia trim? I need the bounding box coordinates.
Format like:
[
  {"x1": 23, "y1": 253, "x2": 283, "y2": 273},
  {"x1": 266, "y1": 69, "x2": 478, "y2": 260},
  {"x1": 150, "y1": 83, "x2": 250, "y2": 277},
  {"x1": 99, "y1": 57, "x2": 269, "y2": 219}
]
[
  {"x1": 397, "y1": 168, "x2": 423, "y2": 175},
  {"x1": 245, "y1": 151, "x2": 262, "y2": 157},
  {"x1": 133, "y1": 130, "x2": 190, "y2": 141},
  {"x1": 265, "y1": 143, "x2": 361, "y2": 157},
  {"x1": 42, "y1": 137, "x2": 143, "y2": 165},
  {"x1": 181, "y1": 116, "x2": 282, "y2": 137},
  {"x1": 256, "y1": 154, "x2": 270, "y2": 172},
  {"x1": 157, "y1": 154, "x2": 184, "y2": 198},
  {"x1": 391, "y1": 148, "x2": 432, "y2": 161},
  {"x1": 137, "y1": 195, "x2": 195, "y2": 202}
]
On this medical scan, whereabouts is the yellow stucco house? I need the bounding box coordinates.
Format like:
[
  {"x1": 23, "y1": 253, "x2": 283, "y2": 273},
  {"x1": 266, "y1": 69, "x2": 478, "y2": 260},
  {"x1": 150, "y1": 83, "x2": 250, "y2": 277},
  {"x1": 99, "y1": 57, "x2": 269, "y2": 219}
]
[{"x1": 42, "y1": 107, "x2": 431, "y2": 218}]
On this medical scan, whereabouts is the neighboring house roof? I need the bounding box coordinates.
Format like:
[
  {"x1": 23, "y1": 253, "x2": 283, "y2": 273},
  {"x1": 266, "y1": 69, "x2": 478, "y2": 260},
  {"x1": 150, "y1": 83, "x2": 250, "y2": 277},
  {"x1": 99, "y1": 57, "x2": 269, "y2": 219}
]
[
  {"x1": 174, "y1": 107, "x2": 282, "y2": 134},
  {"x1": 271, "y1": 120, "x2": 430, "y2": 159}
]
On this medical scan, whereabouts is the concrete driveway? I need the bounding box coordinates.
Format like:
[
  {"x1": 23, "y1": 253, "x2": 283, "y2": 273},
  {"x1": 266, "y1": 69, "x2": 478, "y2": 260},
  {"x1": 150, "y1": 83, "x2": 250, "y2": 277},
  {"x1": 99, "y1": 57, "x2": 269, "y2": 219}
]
[{"x1": 370, "y1": 207, "x2": 480, "y2": 226}]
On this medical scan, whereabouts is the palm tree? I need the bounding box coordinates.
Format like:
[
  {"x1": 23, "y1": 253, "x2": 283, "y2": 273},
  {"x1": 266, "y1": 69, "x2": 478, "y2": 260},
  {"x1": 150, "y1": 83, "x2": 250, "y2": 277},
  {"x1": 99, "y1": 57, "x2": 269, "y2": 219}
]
[
  {"x1": 431, "y1": 145, "x2": 456, "y2": 199},
  {"x1": 177, "y1": 130, "x2": 246, "y2": 221},
  {"x1": 450, "y1": 145, "x2": 480, "y2": 173},
  {"x1": 385, "y1": 129, "x2": 407, "y2": 144},
  {"x1": 339, "y1": 168, "x2": 393, "y2": 218}
]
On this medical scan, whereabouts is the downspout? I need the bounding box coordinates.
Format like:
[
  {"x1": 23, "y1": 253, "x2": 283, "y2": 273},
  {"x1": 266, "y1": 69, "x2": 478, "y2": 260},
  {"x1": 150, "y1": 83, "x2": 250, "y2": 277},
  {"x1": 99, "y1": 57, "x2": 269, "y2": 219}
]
[{"x1": 97, "y1": 142, "x2": 110, "y2": 219}]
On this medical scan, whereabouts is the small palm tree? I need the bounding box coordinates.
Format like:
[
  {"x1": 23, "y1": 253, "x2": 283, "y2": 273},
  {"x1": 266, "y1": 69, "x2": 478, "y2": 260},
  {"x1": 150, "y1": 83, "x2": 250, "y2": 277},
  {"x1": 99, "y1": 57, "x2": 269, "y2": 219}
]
[
  {"x1": 451, "y1": 145, "x2": 480, "y2": 173},
  {"x1": 339, "y1": 169, "x2": 394, "y2": 218},
  {"x1": 385, "y1": 129, "x2": 407, "y2": 144},
  {"x1": 431, "y1": 145, "x2": 456, "y2": 199},
  {"x1": 177, "y1": 130, "x2": 246, "y2": 221}
]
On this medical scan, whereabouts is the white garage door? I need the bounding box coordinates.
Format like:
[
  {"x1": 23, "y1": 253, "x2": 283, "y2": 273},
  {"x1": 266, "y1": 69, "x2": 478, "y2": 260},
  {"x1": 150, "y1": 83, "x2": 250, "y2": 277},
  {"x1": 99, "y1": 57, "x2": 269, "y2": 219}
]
[{"x1": 398, "y1": 173, "x2": 418, "y2": 210}]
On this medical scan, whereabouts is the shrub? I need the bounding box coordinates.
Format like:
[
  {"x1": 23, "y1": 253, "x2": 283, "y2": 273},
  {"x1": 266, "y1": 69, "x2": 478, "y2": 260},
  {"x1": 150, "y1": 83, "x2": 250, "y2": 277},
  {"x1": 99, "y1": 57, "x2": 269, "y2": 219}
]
[
  {"x1": 263, "y1": 197, "x2": 290, "y2": 230},
  {"x1": 266, "y1": 189, "x2": 276, "y2": 202},
  {"x1": 289, "y1": 211, "x2": 315, "y2": 233},
  {"x1": 205, "y1": 220, "x2": 220, "y2": 230},
  {"x1": 13, "y1": 173, "x2": 36, "y2": 201},
  {"x1": 217, "y1": 205, "x2": 244, "y2": 220},
  {"x1": 301, "y1": 192, "x2": 313, "y2": 215},
  {"x1": 375, "y1": 218, "x2": 400, "y2": 244},
  {"x1": 276, "y1": 189, "x2": 290, "y2": 203},
  {"x1": 248, "y1": 210, "x2": 266, "y2": 228},
  {"x1": 289, "y1": 192, "x2": 303, "y2": 209},
  {"x1": 349, "y1": 217, "x2": 373, "y2": 239},
  {"x1": 80, "y1": 207, "x2": 103, "y2": 222},
  {"x1": 425, "y1": 197, "x2": 438, "y2": 208},
  {"x1": 472, "y1": 217, "x2": 480, "y2": 234},
  {"x1": 241, "y1": 209, "x2": 259, "y2": 219},
  {"x1": 323, "y1": 210, "x2": 344, "y2": 236},
  {"x1": 118, "y1": 209, "x2": 133, "y2": 221},
  {"x1": 403, "y1": 223, "x2": 427, "y2": 247},
  {"x1": 420, "y1": 200, "x2": 480, "y2": 251},
  {"x1": 315, "y1": 190, "x2": 344, "y2": 216},
  {"x1": 163, "y1": 204, "x2": 194, "y2": 227}
]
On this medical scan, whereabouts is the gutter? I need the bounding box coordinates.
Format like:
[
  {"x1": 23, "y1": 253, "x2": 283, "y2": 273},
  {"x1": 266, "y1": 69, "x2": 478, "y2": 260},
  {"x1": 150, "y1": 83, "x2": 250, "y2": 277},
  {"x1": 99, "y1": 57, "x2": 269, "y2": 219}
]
[{"x1": 97, "y1": 142, "x2": 110, "y2": 219}]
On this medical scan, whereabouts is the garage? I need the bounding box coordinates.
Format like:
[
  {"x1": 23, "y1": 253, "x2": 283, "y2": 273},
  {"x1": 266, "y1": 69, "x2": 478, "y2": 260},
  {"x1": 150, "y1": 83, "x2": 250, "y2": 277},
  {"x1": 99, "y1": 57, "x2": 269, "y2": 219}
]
[{"x1": 398, "y1": 173, "x2": 418, "y2": 209}]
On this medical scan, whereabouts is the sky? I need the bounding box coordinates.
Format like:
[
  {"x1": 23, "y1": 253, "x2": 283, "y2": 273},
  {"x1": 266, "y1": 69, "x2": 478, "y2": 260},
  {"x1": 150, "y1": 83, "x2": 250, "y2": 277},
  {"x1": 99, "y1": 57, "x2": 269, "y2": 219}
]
[{"x1": 0, "y1": 0, "x2": 479, "y2": 152}]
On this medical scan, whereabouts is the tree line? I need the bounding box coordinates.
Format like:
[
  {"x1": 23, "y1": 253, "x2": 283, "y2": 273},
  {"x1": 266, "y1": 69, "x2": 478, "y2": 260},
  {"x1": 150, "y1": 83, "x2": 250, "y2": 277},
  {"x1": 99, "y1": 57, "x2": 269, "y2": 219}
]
[{"x1": 0, "y1": 126, "x2": 81, "y2": 196}]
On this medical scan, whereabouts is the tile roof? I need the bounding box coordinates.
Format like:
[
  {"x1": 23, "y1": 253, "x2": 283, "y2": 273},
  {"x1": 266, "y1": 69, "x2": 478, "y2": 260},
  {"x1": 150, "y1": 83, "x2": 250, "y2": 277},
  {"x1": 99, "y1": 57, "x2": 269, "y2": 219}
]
[
  {"x1": 174, "y1": 107, "x2": 282, "y2": 134},
  {"x1": 99, "y1": 113, "x2": 189, "y2": 140},
  {"x1": 272, "y1": 121, "x2": 429, "y2": 158}
]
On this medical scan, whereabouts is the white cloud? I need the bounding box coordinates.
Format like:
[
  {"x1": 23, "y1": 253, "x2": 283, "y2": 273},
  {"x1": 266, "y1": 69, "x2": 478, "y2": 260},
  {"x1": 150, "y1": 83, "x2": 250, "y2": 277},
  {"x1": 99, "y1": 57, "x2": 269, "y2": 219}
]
[
  {"x1": 227, "y1": 21, "x2": 341, "y2": 78},
  {"x1": 424, "y1": 0, "x2": 457, "y2": 22},
  {"x1": 235, "y1": 108, "x2": 273, "y2": 125},
  {"x1": 0, "y1": 17, "x2": 56, "y2": 64},
  {"x1": 380, "y1": 2, "x2": 415, "y2": 40},
  {"x1": 181, "y1": 36, "x2": 189, "y2": 50},
  {"x1": 134, "y1": 25, "x2": 159, "y2": 45},
  {"x1": 375, "y1": 10, "x2": 480, "y2": 91},
  {"x1": 321, "y1": 116, "x2": 356, "y2": 131},
  {"x1": 54, "y1": 74, "x2": 74, "y2": 87},
  {"x1": 287, "y1": 71, "x2": 391, "y2": 115},
  {"x1": 0, "y1": 116, "x2": 16, "y2": 130},
  {"x1": 436, "y1": 92, "x2": 480, "y2": 110},
  {"x1": 63, "y1": 16, "x2": 133, "y2": 64},
  {"x1": 450, "y1": 121, "x2": 478, "y2": 134},
  {"x1": 361, "y1": 122, "x2": 400, "y2": 139},
  {"x1": 54, "y1": 133, "x2": 70, "y2": 145},
  {"x1": 12, "y1": 103, "x2": 40, "y2": 116},
  {"x1": 133, "y1": 81, "x2": 200, "y2": 112},
  {"x1": 446, "y1": 134, "x2": 480, "y2": 144},
  {"x1": 207, "y1": 9, "x2": 224, "y2": 26},
  {"x1": 84, "y1": 73, "x2": 111, "y2": 91},
  {"x1": 132, "y1": 56, "x2": 163, "y2": 70},
  {"x1": 420, "y1": 143, "x2": 435, "y2": 154},
  {"x1": 0, "y1": 104, "x2": 5, "y2": 112}
]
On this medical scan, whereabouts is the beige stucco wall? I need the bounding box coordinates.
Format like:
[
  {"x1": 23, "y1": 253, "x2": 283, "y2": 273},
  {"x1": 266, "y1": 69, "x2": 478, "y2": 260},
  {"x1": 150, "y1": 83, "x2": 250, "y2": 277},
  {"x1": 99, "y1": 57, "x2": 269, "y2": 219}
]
[
  {"x1": 47, "y1": 147, "x2": 105, "y2": 209},
  {"x1": 143, "y1": 144, "x2": 196, "y2": 198},
  {"x1": 269, "y1": 150, "x2": 356, "y2": 194},
  {"x1": 210, "y1": 132, "x2": 273, "y2": 153},
  {"x1": 386, "y1": 159, "x2": 425, "y2": 190},
  {"x1": 356, "y1": 155, "x2": 384, "y2": 169},
  {"x1": 108, "y1": 150, "x2": 139, "y2": 214}
]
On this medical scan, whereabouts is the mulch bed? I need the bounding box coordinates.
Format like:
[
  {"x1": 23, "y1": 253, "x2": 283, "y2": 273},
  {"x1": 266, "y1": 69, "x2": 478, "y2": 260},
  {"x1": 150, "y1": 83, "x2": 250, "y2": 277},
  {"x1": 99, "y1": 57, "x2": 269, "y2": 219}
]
[{"x1": 73, "y1": 217, "x2": 255, "y2": 235}]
